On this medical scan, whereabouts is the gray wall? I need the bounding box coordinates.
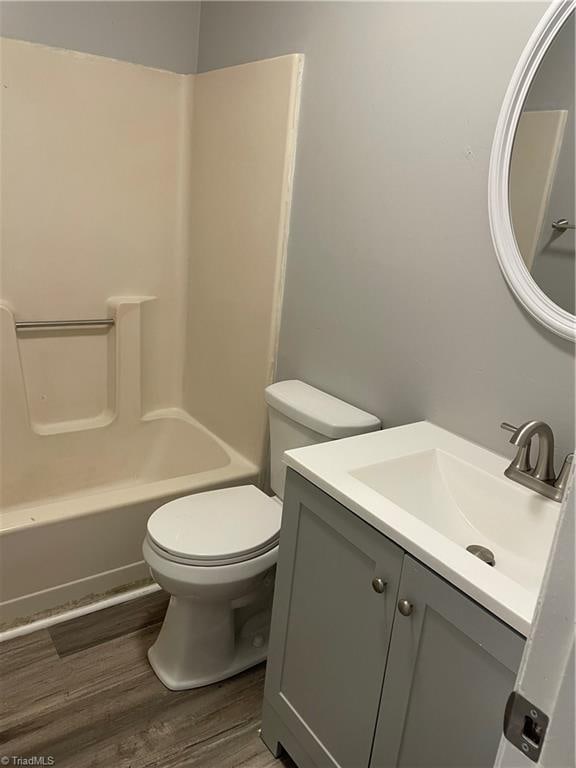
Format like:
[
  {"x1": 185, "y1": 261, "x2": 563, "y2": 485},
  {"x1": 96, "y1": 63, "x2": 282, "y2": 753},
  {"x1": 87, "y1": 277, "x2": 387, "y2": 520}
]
[
  {"x1": 0, "y1": 1, "x2": 200, "y2": 73},
  {"x1": 198, "y1": 1, "x2": 575, "y2": 459}
]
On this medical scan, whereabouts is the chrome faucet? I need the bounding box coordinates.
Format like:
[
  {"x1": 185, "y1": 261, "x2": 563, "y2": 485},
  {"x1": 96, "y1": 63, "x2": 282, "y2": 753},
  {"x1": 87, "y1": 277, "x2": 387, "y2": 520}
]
[{"x1": 501, "y1": 421, "x2": 573, "y2": 502}]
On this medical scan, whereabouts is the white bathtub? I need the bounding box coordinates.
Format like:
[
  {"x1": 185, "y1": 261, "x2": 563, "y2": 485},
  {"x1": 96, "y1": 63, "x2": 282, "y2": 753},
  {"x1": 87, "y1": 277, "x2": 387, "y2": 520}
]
[{"x1": 0, "y1": 410, "x2": 258, "y2": 626}]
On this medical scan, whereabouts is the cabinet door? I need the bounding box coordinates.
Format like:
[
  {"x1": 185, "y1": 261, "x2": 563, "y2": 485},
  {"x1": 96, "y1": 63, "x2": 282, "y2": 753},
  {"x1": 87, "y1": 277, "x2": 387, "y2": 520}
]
[
  {"x1": 370, "y1": 556, "x2": 525, "y2": 768},
  {"x1": 263, "y1": 469, "x2": 404, "y2": 768}
]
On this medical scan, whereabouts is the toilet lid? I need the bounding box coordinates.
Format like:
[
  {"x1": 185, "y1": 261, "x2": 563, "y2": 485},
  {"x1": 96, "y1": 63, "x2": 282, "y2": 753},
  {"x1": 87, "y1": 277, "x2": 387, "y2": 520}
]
[{"x1": 147, "y1": 485, "x2": 282, "y2": 564}]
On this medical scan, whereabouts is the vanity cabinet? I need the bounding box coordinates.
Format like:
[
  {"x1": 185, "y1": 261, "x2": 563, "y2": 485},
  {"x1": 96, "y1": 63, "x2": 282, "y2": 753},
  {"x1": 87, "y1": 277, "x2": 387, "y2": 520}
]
[
  {"x1": 370, "y1": 555, "x2": 524, "y2": 768},
  {"x1": 261, "y1": 469, "x2": 525, "y2": 768},
  {"x1": 262, "y1": 468, "x2": 404, "y2": 768}
]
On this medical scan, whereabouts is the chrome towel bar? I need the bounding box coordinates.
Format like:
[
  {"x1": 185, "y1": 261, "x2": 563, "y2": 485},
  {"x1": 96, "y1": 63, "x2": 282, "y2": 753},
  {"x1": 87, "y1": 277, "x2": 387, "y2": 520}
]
[
  {"x1": 551, "y1": 218, "x2": 575, "y2": 232},
  {"x1": 15, "y1": 318, "x2": 115, "y2": 331}
]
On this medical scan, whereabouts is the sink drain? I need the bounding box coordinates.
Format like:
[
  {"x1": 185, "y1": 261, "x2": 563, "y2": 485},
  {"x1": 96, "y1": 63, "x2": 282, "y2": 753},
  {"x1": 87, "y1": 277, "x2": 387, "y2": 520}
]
[{"x1": 466, "y1": 544, "x2": 495, "y2": 567}]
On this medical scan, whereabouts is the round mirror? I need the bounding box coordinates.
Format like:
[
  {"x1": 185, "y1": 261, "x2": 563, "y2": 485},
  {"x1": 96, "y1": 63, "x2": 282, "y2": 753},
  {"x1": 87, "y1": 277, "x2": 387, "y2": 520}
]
[{"x1": 489, "y1": 1, "x2": 576, "y2": 341}]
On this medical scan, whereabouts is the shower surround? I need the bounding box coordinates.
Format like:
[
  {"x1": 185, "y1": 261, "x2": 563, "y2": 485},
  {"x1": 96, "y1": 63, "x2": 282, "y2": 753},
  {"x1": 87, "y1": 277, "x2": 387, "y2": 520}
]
[{"x1": 0, "y1": 38, "x2": 302, "y2": 625}]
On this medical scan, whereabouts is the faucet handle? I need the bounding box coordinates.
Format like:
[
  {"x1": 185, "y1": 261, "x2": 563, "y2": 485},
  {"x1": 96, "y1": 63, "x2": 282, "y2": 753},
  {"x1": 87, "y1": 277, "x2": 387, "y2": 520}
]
[
  {"x1": 501, "y1": 422, "x2": 518, "y2": 433},
  {"x1": 554, "y1": 454, "x2": 574, "y2": 495}
]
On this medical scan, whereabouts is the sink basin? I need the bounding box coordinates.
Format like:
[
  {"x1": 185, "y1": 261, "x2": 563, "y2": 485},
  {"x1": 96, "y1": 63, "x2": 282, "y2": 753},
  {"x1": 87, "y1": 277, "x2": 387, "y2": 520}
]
[
  {"x1": 351, "y1": 449, "x2": 554, "y2": 592},
  {"x1": 284, "y1": 422, "x2": 560, "y2": 635}
]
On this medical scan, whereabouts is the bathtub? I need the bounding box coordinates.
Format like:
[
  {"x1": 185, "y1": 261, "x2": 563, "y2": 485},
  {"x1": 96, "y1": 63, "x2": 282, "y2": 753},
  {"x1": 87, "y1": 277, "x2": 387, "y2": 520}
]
[{"x1": 0, "y1": 410, "x2": 259, "y2": 627}]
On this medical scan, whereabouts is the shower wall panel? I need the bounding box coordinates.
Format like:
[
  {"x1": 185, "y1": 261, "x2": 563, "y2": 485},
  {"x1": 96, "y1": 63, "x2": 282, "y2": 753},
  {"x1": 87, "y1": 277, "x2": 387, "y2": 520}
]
[
  {"x1": 1, "y1": 38, "x2": 301, "y2": 488},
  {"x1": 184, "y1": 55, "x2": 302, "y2": 467},
  {"x1": 0, "y1": 38, "x2": 189, "y2": 423}
]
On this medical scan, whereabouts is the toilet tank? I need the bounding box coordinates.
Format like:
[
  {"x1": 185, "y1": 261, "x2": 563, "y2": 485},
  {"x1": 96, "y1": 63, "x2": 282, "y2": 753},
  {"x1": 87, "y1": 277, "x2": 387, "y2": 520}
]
[{"x1": 264, "y1": 380, "x2": 381, "y2": 500}]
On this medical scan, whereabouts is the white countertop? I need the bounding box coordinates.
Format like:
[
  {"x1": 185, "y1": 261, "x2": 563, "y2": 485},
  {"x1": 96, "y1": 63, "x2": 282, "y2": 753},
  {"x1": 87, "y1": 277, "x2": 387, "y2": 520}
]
[{"x1": 283, "y1": 421, "x2": 560, "y2": 636}]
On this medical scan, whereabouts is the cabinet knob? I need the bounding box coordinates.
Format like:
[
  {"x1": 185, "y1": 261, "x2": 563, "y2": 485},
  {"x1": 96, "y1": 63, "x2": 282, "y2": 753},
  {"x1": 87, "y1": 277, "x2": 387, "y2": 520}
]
[
  {"x1": 397, "y1": 598, "x2": 413, "y2": 616},
  {"x1": 371, "y1": 577, "x2": 386, "y2": 593}
]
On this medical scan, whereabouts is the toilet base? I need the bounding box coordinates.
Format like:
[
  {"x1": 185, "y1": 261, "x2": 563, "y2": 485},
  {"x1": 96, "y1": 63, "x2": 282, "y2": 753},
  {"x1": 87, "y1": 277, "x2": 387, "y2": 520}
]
[
  {"x1": 148, "y1": 595, "x2": 271, "y2": 691},
  {"x1": 148, "y1": 631, "x2": 269, "y2": 690}
]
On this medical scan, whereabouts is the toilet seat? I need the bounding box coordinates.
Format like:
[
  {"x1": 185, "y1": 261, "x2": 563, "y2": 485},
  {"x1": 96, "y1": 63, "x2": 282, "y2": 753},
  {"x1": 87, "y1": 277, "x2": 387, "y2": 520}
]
[{"x1": 147, "y1": 485, "x2": 282, "y2": 567}]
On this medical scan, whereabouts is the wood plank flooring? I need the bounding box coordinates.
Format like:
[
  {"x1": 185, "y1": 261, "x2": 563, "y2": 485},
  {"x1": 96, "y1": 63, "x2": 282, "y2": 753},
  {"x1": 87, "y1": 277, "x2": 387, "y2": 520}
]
[{"x1": 0, "y1": 591, "x2": 295, "y2": 768}]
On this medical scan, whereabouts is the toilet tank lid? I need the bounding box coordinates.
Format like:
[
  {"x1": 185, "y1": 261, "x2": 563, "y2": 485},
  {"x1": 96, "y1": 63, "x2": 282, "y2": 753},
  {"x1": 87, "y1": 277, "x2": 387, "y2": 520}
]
[{"x1": 265, "y1": 380, "x2": 381, "y2": 438}]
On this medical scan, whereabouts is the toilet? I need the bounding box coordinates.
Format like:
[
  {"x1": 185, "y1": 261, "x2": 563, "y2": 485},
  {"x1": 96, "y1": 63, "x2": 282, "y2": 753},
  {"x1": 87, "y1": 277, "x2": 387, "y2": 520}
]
[{"x1": 142, "y1": 380, "x2": 381, "y2": 690}]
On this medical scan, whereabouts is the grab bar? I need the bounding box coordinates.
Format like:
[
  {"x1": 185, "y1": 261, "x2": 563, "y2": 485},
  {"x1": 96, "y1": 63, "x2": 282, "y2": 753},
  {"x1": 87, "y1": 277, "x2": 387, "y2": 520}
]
[
  {"x1": 15, "y1": 318, "x2": 115, "y2": 331},
  {"x1": 552, "y1": 218, "x2": 575, "y2": 232}
]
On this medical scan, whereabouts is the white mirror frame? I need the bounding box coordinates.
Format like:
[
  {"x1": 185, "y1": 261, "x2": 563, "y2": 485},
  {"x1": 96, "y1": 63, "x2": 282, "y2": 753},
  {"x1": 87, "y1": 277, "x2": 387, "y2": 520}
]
[{"x1": 489, "y1": 0, "x2": 576, "y2": 342}]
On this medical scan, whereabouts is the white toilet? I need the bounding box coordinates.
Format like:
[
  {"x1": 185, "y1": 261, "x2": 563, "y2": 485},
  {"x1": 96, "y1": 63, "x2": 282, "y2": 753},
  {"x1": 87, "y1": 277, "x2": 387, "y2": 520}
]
[{"x1": 142, "y1": 380, "x2": 380, "y2": 690}]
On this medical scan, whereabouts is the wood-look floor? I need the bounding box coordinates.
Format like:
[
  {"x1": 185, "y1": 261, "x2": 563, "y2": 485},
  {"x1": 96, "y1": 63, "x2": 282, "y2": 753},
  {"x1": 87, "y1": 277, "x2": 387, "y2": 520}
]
[{"x1": 0, "y1": 591, "x2": 295, "y2": 768}]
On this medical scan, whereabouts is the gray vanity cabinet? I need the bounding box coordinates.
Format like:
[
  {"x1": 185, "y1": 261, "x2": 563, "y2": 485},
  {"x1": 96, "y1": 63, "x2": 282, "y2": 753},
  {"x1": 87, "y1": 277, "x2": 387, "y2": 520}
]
[
  {"x1": 262, "y1": 470, "x2": 525, "y2": 768},
  {"x1": 370, "y1": 555, "x2": 525, "y2": 768},
  {"x1": 262, "y1": 468, "x2": 404, "y2": 768}
]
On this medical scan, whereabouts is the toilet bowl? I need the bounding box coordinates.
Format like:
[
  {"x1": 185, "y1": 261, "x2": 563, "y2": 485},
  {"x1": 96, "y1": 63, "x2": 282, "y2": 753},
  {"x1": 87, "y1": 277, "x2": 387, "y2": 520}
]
[
  {"x1": 143, "y1": 380, "x2": 381, "y2": 690},
  {"x1": 143, "y1": 485, "x2": 281, "y2": 690}
]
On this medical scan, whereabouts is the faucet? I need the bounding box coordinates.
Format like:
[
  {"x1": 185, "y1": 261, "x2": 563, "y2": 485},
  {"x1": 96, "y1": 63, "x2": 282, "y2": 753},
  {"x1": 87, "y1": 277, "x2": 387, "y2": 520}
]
[{"x1": 501, "y1": 421, "x2": 573, "y2": 502}]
